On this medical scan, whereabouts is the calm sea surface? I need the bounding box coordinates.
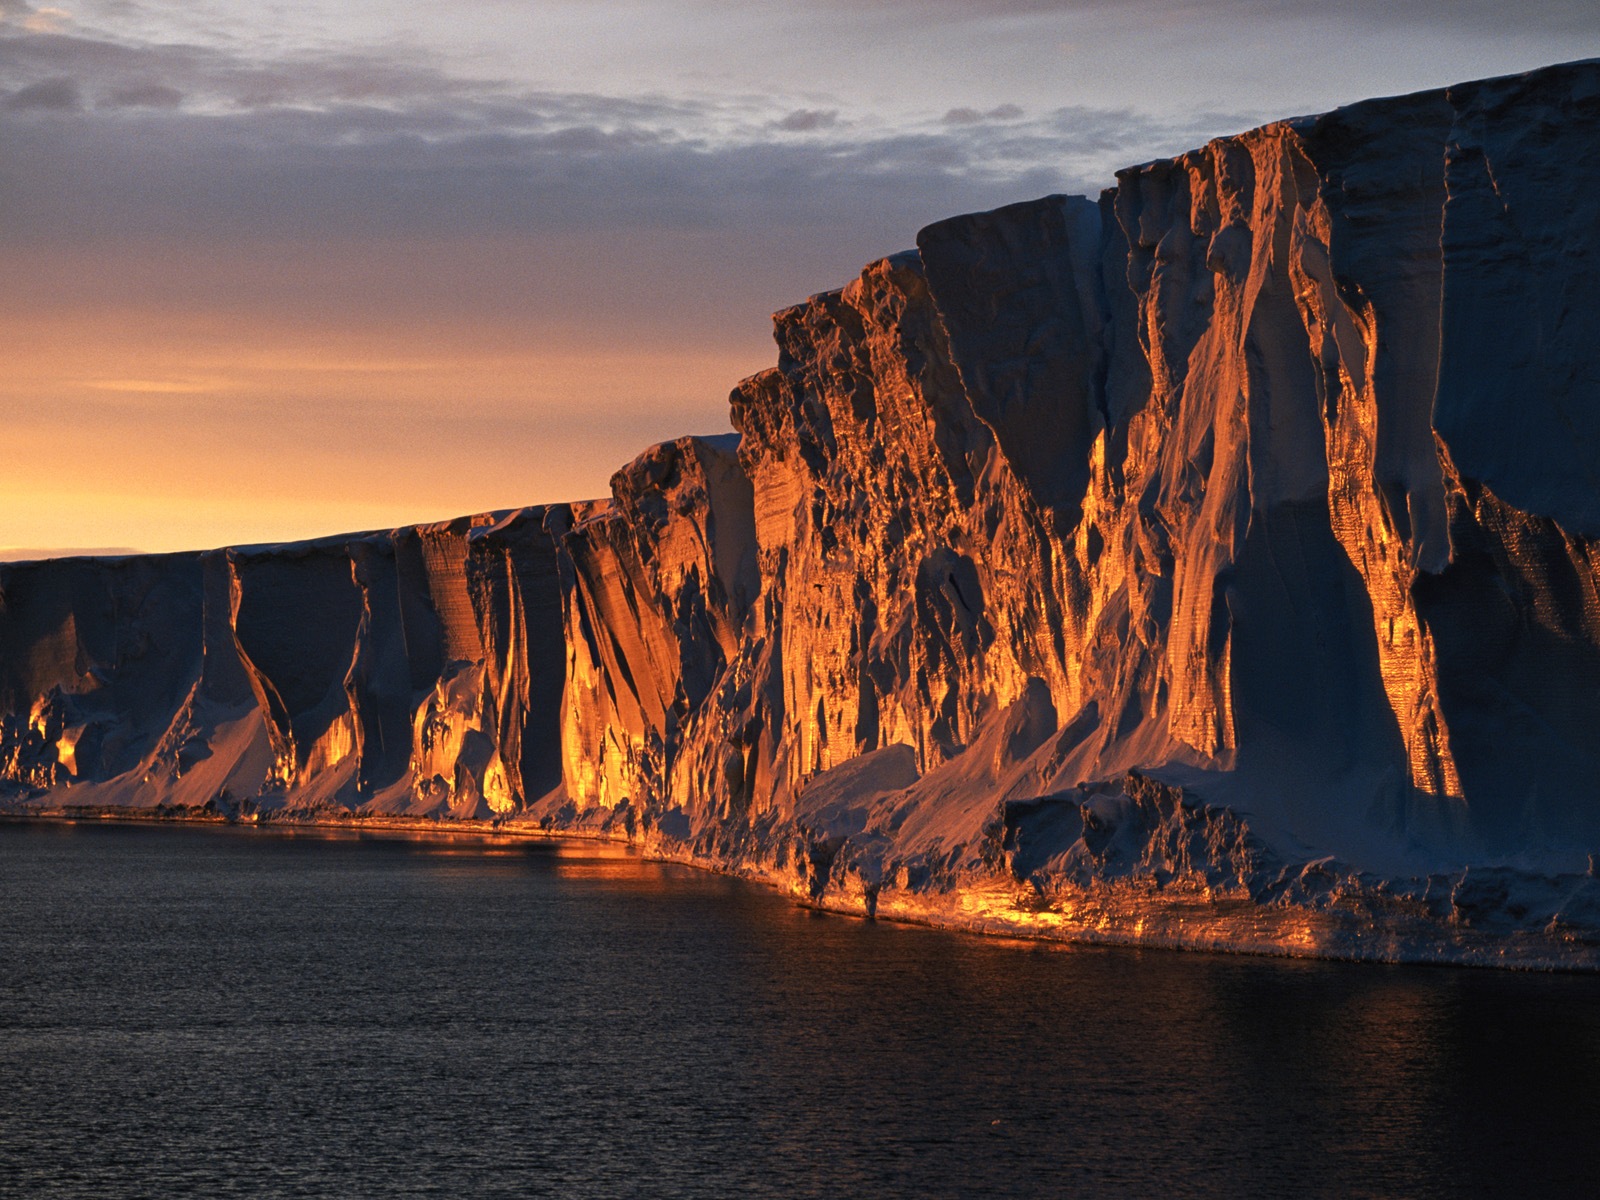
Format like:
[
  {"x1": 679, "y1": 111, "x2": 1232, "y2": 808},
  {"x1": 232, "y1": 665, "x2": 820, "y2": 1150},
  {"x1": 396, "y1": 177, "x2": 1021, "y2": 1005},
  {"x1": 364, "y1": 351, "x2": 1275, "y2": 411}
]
[{"x1": 2, "y1": 821, "x2": 1598, "y2": 1199}]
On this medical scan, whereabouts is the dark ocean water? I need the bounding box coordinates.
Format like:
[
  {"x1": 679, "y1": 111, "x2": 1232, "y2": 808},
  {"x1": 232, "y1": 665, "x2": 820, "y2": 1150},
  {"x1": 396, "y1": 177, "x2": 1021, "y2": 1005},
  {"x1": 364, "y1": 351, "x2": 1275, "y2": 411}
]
[{"x1": 2, "y1": 821, "x2": 1598, "y2": 1199}]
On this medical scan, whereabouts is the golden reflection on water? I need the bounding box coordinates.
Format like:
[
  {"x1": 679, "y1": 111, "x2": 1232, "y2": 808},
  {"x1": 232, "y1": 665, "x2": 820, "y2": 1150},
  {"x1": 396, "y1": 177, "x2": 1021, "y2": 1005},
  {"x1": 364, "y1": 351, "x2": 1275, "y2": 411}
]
[
  {"x1": 6, "y1": 818, "x2": 1600, "y2": 1197},
  {"x1": 548, "y1": 858, "x2": 678, "y2": 884}
]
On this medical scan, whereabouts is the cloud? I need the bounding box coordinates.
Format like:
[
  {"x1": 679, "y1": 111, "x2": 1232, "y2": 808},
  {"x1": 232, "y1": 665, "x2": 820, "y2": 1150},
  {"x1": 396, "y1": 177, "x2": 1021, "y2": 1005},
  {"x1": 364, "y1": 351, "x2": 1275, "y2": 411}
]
[
  {"x1": 789, "y1": 0, "x2": 1600, "y2": 33},
  {"x1": 102, "y1": 81, "x2": 182, "y2": 107},
  {"x1": 22, "y1": 4, "x2": 68, "y2": 32},
  {"x1": 0, "y1": 99, "x2": 1213, "y2": 248},
  {"x1": 943, "y1": 103, "x2": 1025, "y2": 125},
  {"x1": 0, "y1": 0, "x2": 70, "y2": 31},
  {"x1": 774, "y1": 108, "x2": 838, "y2": 132},
  {"x1": 0, "y1": 27, "x2": 1237, "y2": 253},
  {"x1": 0, "y1": 20, "x2": 1252, "y2": 435},
  {"x1": 5, "y1": 74, "x2": 80, "y2": 109}
]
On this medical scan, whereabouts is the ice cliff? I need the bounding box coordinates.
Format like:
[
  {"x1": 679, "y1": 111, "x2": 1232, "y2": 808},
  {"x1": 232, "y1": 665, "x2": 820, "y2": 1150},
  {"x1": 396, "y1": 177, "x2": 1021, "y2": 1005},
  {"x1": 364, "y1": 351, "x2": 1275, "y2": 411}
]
[
  {"x1": 6, "y1": 60, "x2": 1600, "y2": 965},
  {"x1": 0, "y1": 513, "x2": 566, "y2": 818}
]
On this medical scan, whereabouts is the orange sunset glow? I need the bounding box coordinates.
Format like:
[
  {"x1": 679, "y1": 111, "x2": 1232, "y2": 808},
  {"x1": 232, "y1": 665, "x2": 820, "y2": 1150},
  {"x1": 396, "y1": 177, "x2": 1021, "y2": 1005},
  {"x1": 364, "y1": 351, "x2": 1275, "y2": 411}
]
[
  {"x1": 7, "y1": 0, "x2": 1592, "y2": 558},
  {"x1": 4, "y1": 307, "x2": 762, "y2": 552}
]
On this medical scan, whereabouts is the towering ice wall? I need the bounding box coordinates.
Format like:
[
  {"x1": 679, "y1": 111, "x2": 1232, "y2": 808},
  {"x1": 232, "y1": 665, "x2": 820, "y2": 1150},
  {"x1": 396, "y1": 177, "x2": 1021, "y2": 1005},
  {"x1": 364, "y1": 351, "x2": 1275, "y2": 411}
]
[
  {"x1": 0, "y1": 513, "x2": 566, "y2": 818},
  {"x1": 5, "y1": 60, "x2": 1599, "y2": 962}
]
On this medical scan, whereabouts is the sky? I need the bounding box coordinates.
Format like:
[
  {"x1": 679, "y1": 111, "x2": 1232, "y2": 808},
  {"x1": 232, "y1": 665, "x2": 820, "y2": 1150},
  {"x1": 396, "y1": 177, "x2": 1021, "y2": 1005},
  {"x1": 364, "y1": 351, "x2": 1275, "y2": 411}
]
[{"x1": 4, "y1": 1, "x2": 1598, "y2": 557}]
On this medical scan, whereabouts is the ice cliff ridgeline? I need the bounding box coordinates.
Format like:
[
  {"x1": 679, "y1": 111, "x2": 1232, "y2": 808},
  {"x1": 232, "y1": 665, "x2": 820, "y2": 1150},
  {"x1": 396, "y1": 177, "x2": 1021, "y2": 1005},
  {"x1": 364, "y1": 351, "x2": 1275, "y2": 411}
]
[{"x1": 6, "y1": 61, "x2": 1600, "y2": 965}]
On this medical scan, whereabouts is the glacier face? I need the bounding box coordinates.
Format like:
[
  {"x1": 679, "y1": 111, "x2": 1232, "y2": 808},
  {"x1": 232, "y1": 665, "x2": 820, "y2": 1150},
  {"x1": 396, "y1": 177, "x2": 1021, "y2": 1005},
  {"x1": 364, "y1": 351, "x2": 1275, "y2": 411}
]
[
  {"x1": 0, "y1": 512, "x2": 567, "y2": 819},
  {"x1": 5, "y1": 60, "x2": 1600, "y2": 965}
]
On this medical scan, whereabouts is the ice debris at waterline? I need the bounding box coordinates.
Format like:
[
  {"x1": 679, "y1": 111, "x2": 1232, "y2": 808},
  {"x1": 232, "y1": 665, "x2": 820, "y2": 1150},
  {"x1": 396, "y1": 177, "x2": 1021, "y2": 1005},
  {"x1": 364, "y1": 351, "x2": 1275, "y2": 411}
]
[{"x1": 6, "y1": 60, "x2": 1600, "y2": 968}]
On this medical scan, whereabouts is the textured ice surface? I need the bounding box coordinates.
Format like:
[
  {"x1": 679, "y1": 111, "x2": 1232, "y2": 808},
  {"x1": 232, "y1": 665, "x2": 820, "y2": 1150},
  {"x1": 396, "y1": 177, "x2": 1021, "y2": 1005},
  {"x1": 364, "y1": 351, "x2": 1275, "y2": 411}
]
[{"x1": 6, "y1": 61, "x2": 1600, "y2": 966}]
